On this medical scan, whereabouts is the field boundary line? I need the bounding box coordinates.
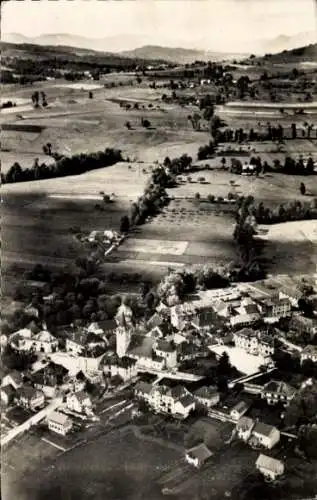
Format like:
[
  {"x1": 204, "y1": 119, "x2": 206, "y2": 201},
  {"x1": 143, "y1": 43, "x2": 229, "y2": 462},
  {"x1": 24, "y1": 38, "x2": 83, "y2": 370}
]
[{"x1": 41, "y1": 437, "x2": 67, "y2": 451}]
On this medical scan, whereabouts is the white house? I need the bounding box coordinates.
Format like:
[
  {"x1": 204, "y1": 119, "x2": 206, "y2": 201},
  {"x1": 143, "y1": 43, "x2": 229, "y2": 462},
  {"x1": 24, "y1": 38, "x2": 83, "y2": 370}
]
[
  {"x1": 30, "y1": 330, "x2": 59, "y2": 353},
  {"x1": 185, "y1": 442, "x2": 213, "y2": 467},
  {"x1": 48, "y1": 411, "x2": 73, "y2": 435},
  {"x1": 153, "y1": 339, "x2": 177, "y2": 369},
  {"x1": 135, "y1": 383, "x2": 195, "y2": 419},
  {"x1": 66, "y1": 390, "x2": 93, "y2": 414},
  {"x1": 255, "y1": 454, "x2": 284, "y2": 481},
  {"x1": 236, "y1": 416, "x2": 255, "y2": 441},
  {"x1": 250, "y1": 422, "x2": 280, "y2": 450},
  {"x1": 193, "y1": 386, "x2": 220, "y2": 408},
  {"x1": 230, "y1": 401, "x2": 250, "y2": 421}
]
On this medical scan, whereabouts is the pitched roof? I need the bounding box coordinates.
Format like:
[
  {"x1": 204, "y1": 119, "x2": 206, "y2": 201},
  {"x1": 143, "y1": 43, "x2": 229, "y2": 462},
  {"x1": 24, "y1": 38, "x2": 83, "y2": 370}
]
[
  {"x1": 231, "y1": 401, "x2": 249, "y2": 414},
  {"x1": 134, "y1": 381, "x2": 152, "y2": 395},
  {"x1": 170, "y1": 385, "x2": 187, "y2": 399},
  {"x1": 178, "y1": 394, "x2": 195, "y2": 408},
  {"x1": 263, "y1": 380, "x2": 296, "y2": 398},
  {"x1": 253, "y1": 422, "x2": 277, "y2": 438},
  {"x1": 72, "y1": 390, "x2": 91, "y2": 403},
  {"x1": 147, "y1": 312, "x2": 164, "y2": 330},
  {"x1": 194, "y1": 386, "x2": 219, "y2": 400},
  {"x1": 4, "y1": 370, "x2": 23, "y2": 386},
  {"x1": 48, "y1": 410, "x2": 72, "y2": 426},
  {"x1": 17, "y1": 384, "x2": 41, "y2": 400},
  {"x1": 256, "y1": 454, "x2": 284, "y2": 474},
  {"x1": 156, "y1": 339, "x2": 175, "y2": 353},
  {"x1": 1, "y1": 384, "x2": 16, "y2": 397},
  {"x1": 186, "y1": 442, "x2": 213, "y2": 462},
  {"x1": 235, "y1": 328, "x2": 256, "y2": 339},
  {"x1": 236, "y1": 416, "x2": 254, "y2": 432}
]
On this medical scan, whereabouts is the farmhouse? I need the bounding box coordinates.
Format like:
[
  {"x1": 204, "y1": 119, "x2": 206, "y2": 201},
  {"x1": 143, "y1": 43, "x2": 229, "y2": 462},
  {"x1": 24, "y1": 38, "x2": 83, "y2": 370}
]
[
  {"x1": 230, "y1": 401, "x2": 250, "y2": 421},
  {"x1": 185, "y1": 442, "x2": 213, "y2": 467},
  {"x1": 250, "y1": 422, "x2": 280, "y2": 449},
  {"x1": 255, "y1": 454, "x2": 284, "y2": 481},
  {"x1": 48, "y1": 411, "x2": 73, "y2": 436},
  {"x1": 193, "y1": 386, "x2": 220, "y2": 408},
  {"x1": 262, "y1": 380, "x2": 296, "y2": 406},
  {"x1": 66, "y1": 390, "x2": 93, "y2": 414},
  {"x1": 16, "y1": 385, "x2": 45, "y2": 411}
]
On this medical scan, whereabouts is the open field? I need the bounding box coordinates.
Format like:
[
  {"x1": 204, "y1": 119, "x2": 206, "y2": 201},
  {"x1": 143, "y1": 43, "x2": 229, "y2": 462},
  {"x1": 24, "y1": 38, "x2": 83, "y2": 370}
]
[
  {"x1": 3, "y1": 428, "x2": 181, "y2": 500},
  {"x1": 2, "y1": 78, "x2": 317, "y2": 293},
  {"x1": 1, "y1": 79, "x2": 210, "y2": 167},
  {"x1": 2, "y1": 162, "x2": 150, "y2": 294}
]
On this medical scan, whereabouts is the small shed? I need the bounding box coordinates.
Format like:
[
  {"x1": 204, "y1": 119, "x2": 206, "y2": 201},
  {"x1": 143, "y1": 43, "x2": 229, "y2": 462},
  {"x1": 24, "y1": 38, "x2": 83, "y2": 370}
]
[{"x1": 185, "y1": 442, "x2": 213, "y2": 468}]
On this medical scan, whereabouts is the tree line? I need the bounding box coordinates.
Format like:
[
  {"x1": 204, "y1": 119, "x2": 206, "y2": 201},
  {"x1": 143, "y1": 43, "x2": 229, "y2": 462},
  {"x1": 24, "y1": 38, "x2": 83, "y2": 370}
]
[{"x1": 2, "y1": 148, "x2": 123, "y2": 184}]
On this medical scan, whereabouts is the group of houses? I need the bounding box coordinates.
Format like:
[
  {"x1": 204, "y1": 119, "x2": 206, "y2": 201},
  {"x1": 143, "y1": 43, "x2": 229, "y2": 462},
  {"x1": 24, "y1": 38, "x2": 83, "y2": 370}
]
[
  {"x1": 134, "y1": 381, "x2": 220, "y2": 420},
  {"x1": 184, "y1": 442, "x2": 284, "y2": 481}
]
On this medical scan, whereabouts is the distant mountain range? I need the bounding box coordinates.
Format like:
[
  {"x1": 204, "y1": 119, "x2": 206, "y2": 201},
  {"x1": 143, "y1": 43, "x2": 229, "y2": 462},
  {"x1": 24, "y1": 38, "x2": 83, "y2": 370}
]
[{"x1": 2, "y1": 30, "x2": 316, "y2": 63}]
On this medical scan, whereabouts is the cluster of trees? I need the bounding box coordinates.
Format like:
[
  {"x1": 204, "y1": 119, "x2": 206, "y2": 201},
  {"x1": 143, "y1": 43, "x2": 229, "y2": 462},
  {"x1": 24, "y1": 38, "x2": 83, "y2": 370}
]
[
  {"x1": 11, "y1": 261, "x2": 145, "y2": 331},
  {"x1": 217, "y1": 122, "x2": 316, "y2": 144},
  {"x1": 197, "y1": 141, "x2": 215, "y2": 160},
  {"x1": 2, "y1": 148, "x2": 123, "y2": 184},
  {"x1": 156, "y1": 265, "x2": 230, "y2": 306},
  {"x1": 251, "y1": 198, "x2": 317, "y2": 224},
  {"x1": 229, "y1": 154, "x2": 315, "y2": 176},
  {"x1": 31, "y1": 91, "x2": 47, "y2": 108},
  {"x1": 271, "y1": 156, "x2": 315, "y2": 175},
  {"x1": 232, "y1": 196, "x2": 265, "y2": 281}
]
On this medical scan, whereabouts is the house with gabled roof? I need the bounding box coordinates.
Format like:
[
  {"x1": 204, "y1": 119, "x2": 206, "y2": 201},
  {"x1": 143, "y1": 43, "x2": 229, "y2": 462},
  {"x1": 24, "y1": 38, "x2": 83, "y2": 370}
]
[
  {"x1": 236, "y1": 416, "x2": 255, "y2": 441},
  {"x1": 185, "y1": 442, "x2": 213, "y2": 467},
  {"x1": 256, "y1": 454, "x2": 284, "y2": 481},
  {"x1": 2, "y1": 370, "x2": 23, "y2": 390},
  {"x1": 193, "y1": 386, "x2": 220, "y2": 408},
  {"x1": 48, "y1": 410, "x2": 72, "y2": 436},
  {"x1": 1, "y1": 384, "x2": 16, "y2": 406},
  {"x1": 250, "y1": 422, "x2": 280, "y2": 449},
  {"x1": 66, "y1": 390, "x2": 93, "y2": 415},
  {"x1": 230, "y1": 401, "x2": 250, "y2": 421},
  {"x1": 16, "y1": 385, "x2": 45, "y2": 411},
  {"x1": 261, "y1": 380, "x2": 296, "y2": 406},
  {"x1": 153, "y1": 339, "x2": 177, "y2": 369}
]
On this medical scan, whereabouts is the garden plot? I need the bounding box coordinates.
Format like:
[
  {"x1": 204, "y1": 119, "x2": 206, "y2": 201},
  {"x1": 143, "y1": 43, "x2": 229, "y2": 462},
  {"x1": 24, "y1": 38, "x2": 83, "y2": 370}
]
[{"x1": 118, "y1": 238, "x2": 189, "y2": 256}]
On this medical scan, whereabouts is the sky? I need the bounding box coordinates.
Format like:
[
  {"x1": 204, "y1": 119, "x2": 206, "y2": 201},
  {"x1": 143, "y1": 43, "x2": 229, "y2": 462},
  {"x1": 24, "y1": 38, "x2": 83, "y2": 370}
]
[{"x1": 2, "y1": 0, "x2": 317, "y2": 52}]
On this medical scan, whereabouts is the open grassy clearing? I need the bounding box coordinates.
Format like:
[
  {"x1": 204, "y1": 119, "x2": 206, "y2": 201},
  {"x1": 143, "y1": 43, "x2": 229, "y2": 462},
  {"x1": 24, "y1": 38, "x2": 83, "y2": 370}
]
[{"x1": 167, "y1": 170, "x2": 316, "y2": 206}]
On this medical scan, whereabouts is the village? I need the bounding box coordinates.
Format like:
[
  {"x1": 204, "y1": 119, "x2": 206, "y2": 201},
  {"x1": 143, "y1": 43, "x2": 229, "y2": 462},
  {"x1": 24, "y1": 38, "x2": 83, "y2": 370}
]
[{"x1": 2, "y1": 267, "x2": 317, "y2": 495}]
